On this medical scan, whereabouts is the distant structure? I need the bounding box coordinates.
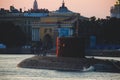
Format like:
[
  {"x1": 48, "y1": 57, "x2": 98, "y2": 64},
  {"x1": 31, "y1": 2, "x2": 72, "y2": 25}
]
[
  {"x1": 50, "y1": 0, "x2": 75, "y2": 16},
  {"x1": 110, "y1": 0, "x2": 120, "y2": 18},
  {"x1": 33, "y1": 0, "x2": 38, "y2": 11},
  {"x1": 0, "y1": 0, "x2": 88, "y2": 48},
  {"x1": 56, "y1": 0, "x2": 71, "y2": 12}
]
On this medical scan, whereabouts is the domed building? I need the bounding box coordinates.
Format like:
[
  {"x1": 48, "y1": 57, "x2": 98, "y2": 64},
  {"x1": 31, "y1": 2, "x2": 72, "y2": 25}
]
[
  {"x1": 110, "y1": 0, "x2": 120, "y2": 18},
  {"x1": 31, "y1": 0, "x2": 89, "y2": 48},
  {"x1": 38, "y1": 0, "x2": 88, "y2": 47},
  {"x1": 49, "y1": 0, "x2": 74, "y2": 16},
  {"x1": 0, "y1": 0, "x2": 88, "y2": 49},
  {"x1": 56, "y1": 0, "x2": 70, "y2": 12}
]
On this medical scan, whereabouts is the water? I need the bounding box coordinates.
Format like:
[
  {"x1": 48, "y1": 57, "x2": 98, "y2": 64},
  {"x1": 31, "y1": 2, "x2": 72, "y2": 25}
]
[{"x1": 0, "y1": 54, "x2": 120, "y2": 80}]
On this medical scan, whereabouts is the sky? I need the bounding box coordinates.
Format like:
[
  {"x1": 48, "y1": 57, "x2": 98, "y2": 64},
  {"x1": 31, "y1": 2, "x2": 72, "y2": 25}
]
[{"x1": 0, "y1": 0, "x2": 116, "y2": 18}]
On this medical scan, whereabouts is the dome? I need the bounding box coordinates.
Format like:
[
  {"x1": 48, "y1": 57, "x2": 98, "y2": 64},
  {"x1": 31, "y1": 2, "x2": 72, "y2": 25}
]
[{"x1": 56, "y1": 0, "x2": 72, "y2": 13}]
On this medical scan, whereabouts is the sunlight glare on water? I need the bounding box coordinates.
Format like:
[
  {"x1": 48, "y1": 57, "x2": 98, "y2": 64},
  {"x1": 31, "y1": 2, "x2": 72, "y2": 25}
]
[{"x1": 0, "y1": 54, "x2": 120, "y2": 80}]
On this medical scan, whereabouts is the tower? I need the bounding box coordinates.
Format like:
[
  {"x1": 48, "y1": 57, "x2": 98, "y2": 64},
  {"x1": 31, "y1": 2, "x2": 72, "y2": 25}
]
[
  {"x1": 110, "y1": 0, "x2": 120, "y2": 18},
  {"x1": 118, "y1": 0, "x2": 120, "y2": 4},
  {"x1": 33, "y1": 0, "x2": 38, "y2": 10}
]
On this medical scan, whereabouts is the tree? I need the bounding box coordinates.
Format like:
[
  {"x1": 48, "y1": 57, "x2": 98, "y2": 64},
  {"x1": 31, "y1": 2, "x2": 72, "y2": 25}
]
[
  {"x1": 103, "y1": 18, "x2": 120, "y2": 44},
  {"x1": 0, "y1": 21, "x2": 27, "y2": 47}
]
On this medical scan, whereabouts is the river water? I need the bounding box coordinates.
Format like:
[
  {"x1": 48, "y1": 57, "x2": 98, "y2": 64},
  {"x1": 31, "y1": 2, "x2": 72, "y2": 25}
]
[{"x1": 0, "y1": 54, "x2": 120, "y2": 80}]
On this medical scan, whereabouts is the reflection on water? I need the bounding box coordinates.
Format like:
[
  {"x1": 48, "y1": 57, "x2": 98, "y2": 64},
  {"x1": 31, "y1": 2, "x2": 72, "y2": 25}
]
[{"x1": 0, "y1": 54, "x2": 120, "y2": 80}]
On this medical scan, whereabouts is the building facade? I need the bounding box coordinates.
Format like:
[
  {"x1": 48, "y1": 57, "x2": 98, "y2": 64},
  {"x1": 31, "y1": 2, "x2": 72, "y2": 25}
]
[
  {"x1": 36, "y1": 1, "x2": 82, "y2": 47},
  {"x1": 0, "y1": 0, "x2": 87, "y2": 48},
  {"x1": 0, "y1": 3, "x2": 49, "y2": 46}
]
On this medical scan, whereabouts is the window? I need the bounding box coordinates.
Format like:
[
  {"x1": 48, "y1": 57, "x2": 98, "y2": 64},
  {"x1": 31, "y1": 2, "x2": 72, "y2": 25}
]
[{"x1": 32, "y1": 28, "x2": 40, "y2": 41}]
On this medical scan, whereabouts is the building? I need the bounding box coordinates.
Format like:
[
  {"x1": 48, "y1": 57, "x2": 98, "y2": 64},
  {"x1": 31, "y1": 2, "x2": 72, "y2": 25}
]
[
  {"x1": 37, "y1": 0, "x2": 86, "y2": 47},
  {"x1": 110, "y1": 0, "x2": 120, "y2": 18},
  {"x1": 0, "y1": 0, "x2": 49, "y2": 46},
  {"x1": 0, "y1": 0, "x2": 87, "y2": 48}
]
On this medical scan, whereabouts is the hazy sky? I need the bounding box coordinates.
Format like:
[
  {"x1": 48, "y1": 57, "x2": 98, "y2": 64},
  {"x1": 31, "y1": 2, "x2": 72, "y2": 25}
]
[{"x1": 0, "y1": 0, "x2": 116, "y2": 18}]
